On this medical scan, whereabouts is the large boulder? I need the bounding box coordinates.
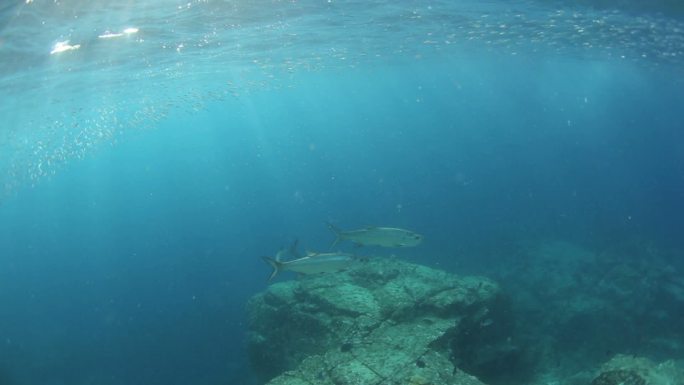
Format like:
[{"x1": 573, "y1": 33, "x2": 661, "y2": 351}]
[
  {"x1": 246, "y1": 257, "x2": 511, "y2": 385},
  {"x1": 591, "y1": 355, "x2": 684, "y2": 385}
]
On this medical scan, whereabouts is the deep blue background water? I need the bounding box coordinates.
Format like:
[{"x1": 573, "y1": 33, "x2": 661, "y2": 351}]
[{"x1": 1, "y1": 54, "x2": 683, "y2": 385}]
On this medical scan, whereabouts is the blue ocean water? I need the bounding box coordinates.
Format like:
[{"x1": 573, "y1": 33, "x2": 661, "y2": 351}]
[{"x1": 1, "y1": 1, "x2": 684, "y2": 384}]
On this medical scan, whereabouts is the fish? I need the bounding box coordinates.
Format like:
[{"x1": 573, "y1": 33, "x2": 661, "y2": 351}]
[
  {"x1": 262, "y1": 243, "x2": 356, "y2": 282},
  {"x1": 327, "y1": 222, "x2": 423, "y2": 248}
]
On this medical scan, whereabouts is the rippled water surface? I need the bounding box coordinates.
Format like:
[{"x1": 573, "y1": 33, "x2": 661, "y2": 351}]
[{"x1": 1, "y1": 0, "x2": 683, "y2": 198}]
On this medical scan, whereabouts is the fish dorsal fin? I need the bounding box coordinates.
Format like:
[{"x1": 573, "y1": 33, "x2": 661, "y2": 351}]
[{"x1": 289, "y1": 239, "x2": 303, "y2": 259}]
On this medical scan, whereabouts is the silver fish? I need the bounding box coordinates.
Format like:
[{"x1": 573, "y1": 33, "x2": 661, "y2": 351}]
[
  {"x1": 262, "y1": 247, "x2": 355, "y2": 282},
  {"x1": 327, "y1": 222, "x2": 423, "y2": 248}
]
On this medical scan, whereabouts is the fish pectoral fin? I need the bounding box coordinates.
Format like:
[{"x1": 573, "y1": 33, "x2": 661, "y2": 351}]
[{"x1": 329, "y1": 238, "x2": 341, "y2": 250}]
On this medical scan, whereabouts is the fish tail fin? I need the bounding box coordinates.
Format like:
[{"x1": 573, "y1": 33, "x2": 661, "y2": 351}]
[
  {"x1": 326, "y1": 221, "x2": 342, "y2": 249},
  {"x1": 262, "y1": 256, "x2": 282, "y2": 282}
]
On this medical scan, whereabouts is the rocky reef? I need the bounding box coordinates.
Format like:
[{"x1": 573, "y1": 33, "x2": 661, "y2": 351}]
[
  {"x1": 590, "y1": 354, "x2": 684, "y2": 385},
  {"x1": 246, "y1": 257, "x2": 517, "y2": 385},
  {"x1": 475, "y1": 239, "x2": 684, "y2": 384}
]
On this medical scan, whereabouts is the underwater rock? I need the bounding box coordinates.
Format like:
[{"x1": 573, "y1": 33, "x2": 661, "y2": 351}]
[
  {"x1": 591, "y1": 369, "x2": 646, "y2": 385},
  {"x1": 247, "y1": 258, "x2": 505, "y2": 385},
  {"x1": 490, "y1": 239, "x2": 684, "y2": 379},
  {"x1": 591, "y1": 354, "x2": 684, "y2": 385}
]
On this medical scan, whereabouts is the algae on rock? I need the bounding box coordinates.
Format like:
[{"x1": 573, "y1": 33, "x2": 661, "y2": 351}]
[
  {"x1": 247, "y1": 257, "x2": 509, "y2": 385},
  {"x1": 591, "y1": 354, "x2": 684, "y2": 385}
]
